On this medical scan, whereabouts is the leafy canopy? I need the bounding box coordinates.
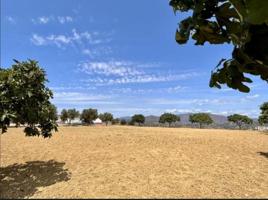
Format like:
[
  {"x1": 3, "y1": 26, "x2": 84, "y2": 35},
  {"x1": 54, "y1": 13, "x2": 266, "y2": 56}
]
[
  {"x1": 99, "y1": 112, "x2": 113, "y2": 125},
  {"x1": 189, "y1": 113, "x2": 213, "y2": 128},
  {"x1": 67, "y1": 109, "x2": 80, "y2": 121},
  {"x1": 131, "y1": 114, "x2": 145, "y2": 125},
  {"x1": 169, "y1": 0, "x2": 268, "y2": 92},
  {"x1": 159, "y1": 113, "x2": 180, "y2": 126},
  {"x1": 0, "y1": 59, "x2": 58, "y2": 137},
  {"x1": 80, "y1": 108, "x2": 98, "y2": 124},
  {"x1": 258, "y1": 102, "x2": 268, "y2": 125},
  {"x1": 120, "y1": 119, "x2": 127, "y2": 125},
  {"x1": 60, "y1": 109, "x2": 69, "y2": 122},
  {"x1": 227, "y1": 113, "x2": 253, "y2": 129}
]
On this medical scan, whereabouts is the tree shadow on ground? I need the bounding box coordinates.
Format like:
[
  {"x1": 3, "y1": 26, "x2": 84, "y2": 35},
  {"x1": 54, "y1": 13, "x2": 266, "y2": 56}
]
[
  {"x1": 0, "y1": 160, "x2": 71, "y2": 198},
  {"x1": 257, "y1": 152, "x2": 268, "y2": 159}
]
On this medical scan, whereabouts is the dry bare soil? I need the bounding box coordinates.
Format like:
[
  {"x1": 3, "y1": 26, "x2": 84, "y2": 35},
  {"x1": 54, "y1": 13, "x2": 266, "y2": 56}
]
[{"x1": 1, "y1": 126, "x2": 268, "y2": 198}]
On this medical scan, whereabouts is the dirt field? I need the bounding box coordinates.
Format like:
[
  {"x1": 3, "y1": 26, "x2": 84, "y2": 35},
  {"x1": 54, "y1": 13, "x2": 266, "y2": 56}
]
[{"x1": 1, "y1": 126, "x2": 267, "y2": 198}]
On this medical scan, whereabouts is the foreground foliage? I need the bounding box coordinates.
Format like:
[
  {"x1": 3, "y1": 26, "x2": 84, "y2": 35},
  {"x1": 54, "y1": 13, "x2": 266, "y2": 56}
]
[
  {"x1": 169, "y1": 0, "x2": 268, "y2": 92},
  {"x1": 0, "y1": 59, "x2": 58, "y2": 137}
]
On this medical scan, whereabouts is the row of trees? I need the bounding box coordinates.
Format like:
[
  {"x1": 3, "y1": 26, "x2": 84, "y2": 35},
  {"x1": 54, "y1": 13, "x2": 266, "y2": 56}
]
[
  {"x1": 128, "y1": 112, "x2": 265, "y2": 129},
  {"x1": 59, "y1": 106, "x2": 268, "y2": 130},
  {"x1": 60, "y1": 108, "x2": 115, "y2": 126}
]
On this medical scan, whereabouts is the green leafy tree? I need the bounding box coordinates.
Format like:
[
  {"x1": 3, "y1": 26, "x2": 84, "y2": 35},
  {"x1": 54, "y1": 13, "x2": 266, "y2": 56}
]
[
  {"x1": 0, "y1": 59, "x2": 58, "y2": 137},
  {"x1": 189, "y1": 113, "x2": 213, "y2": 128},
  {"x1": 258, "y1": 102, "x2": 268, "y2": 125},
  {"x1": 120, "y1": 119, "x2": 127, "y2": 125},
  {"x1": 169, "y1": 0, "x2": 268, "y2": 92},
  {"x1": 227, "y1": 114, "x2": 253, "y2": 129},
  {"x1": 159, "y1": 113, "x2": 180, "y2": 127},
  {"x1": 99, "y1": 112, "x2": 113, "y2": 125},
  {"x1": 67, "y1": 109, "x2": 80, "y2": 124},
  {"x1": 80, "y1": 108, "x2": 98, "y2": 125},
  {"x1": 60, "y1": 109, "x2": 69, "y2": 123},
  {"x1": 131, "y1": 114, "x2": 145, "y2": 126}
]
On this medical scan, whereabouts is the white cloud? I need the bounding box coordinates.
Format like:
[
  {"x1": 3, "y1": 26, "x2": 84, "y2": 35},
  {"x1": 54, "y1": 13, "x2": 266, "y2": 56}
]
[
  {"x1": 82, "y1": 49, "x2": 92, "y2": 56},
  {"x1": 58, "y1": 16, "x2": 73, "y2": 24},
  {"x1": 6, "y1": 16, "x2": 16, "y2": 24},
  {"x1": 80, "y1": 61, "x2": 144, "y2": 77},
  {"x1": 84, "y1": 71, "x2": 199, "y2": 85},
  {"x1": 30, "y1": 29, "x2": 109, "y2": 48},
  {"x1": 165, "y1": 108, "x2": 211, "y2": 114},
  {"x1": 31, "y1": 34, "x2": 46, "y2": 46},
  {"x1": 148, "y1": 98, "x2": 231, "y2": 106},
  {"x1": 82, "y1": 47, "x2": 112, "y2": 58},
  {"x1": 245, "y1": 94, "x2": 260, "y2": 99},
  {"x1": 39, "y1": 16, "x2": 50, "y2": 24},
  {"x1": 52, "y1": 92, "x2": 114, "y2": 105},
  {"x1": 32, "y1": 15, "x2": 73, "y2": 24},
  {"x1": 166, "y1": 85, "x2": 186, "y2": 93}
]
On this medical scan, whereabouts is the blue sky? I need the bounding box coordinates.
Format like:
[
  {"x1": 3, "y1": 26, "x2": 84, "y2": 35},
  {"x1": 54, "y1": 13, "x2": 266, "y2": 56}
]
[{"x1": 1, "y1": 0, "x2": 267, "y2": 117}]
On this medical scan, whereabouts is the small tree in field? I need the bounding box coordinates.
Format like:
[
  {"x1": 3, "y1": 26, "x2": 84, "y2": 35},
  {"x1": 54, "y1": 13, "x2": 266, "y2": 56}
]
[
  {"x1": 67, "y1": 109, "x2": 80, "y2": 124},
  {"x1": 0, "y1": 59, "x2": 58, "y2": 137},
  {"x1": 60, "y1": 109, "x2": 68, "y2": 123},
  {"x1": 80, "y1": 108, "x2": 98, "y2": 125},
  {"x1": 131, "y1": 114, "x2": 145, "y2": 126},
  {"x1": 99, "y1": 112, "x2": 113, "y2": 125},
  {"x1": 159, "y1": 113, "x2": 180, "y2": 127},
  {"x1": 120, "y1": 119, "x2": 127, "y2": 125},
  {"x1": 258, "y1": 102, "x2": 268, "y2": 125},
  {"x1": 189, "y1": 113, "x2": 213, "y2": 128},
  {"x1": 228, "y1": 114, "x2": 253, "y2": 129}
]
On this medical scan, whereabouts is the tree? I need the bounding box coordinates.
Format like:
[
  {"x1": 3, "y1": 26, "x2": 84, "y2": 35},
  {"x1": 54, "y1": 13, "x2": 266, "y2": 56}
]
[
  {"x1": 227, "y1": 114, "x2": 253, "y2": 129},
  {"x1": 258, "y1": 102, "x2": 268, "y2": 125},
  {"x1": 169, "y1": 0, "x2": 268, "y2": 93},
  {"x1": 131, "y1": 114, "x2": 145, "y2": 126},
  {"x1": 0, "y1": 59, "x2": 58, "y2": 137},
  {"x1": 159, "y1": 113, "x2": 180, "y2": 127},
  {"x1": 112, "y1": 118, "x2": 120, "y2": 125},
  {"x1": 80, "y1": 108, "x2": 98, "y2": 125},
  {"x1": 67, "y1": 109, "x2": 80, "y2": 124},
  {"x1": 60, "y1": 109, "x2": 68, "y2": 123},
  {"x1": 99, "y1": 112, "x2": 113, "y2": 125},
  {"x1": 189, "y1": 113, "x2": 213, "y2": 128},
  {"x1": 120, "y1": 119, "x2": 127, "y2": 125}
]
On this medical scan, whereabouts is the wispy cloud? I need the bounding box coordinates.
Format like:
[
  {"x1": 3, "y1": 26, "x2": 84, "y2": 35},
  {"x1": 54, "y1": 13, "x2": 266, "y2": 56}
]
[
  {"x1": 6, "y1": 16, "x2": 16, "y2": 24},
  {"x1": 32, "y1": 15, "x2": 73, "y2": 24},
  {"x1": 52, "y1": 92, "x2": 114, "y2": 105},
  {"x1": 165, "y1": 108, "x2": 212, "y2": 114},
  {"x1": 79, "y1": 61, "x2": 144, "y2": 77},
  {"x1": 79, "y1": 60, "x2": 200, "y2": 85},
  {"x1": 57, "y1": 16, "x2": 73, "y2": 24},
  {"x1": 83, "y1": 72, "x2": 200, "y2": 85},
  {"x1": 31, "y1": 29, "x2": 110, "y2": 48},
  {"x1": 81, "y1": 47, "x2": 112, "y2": 58},
  {"x1": 245, "y1": 94, "x2": 260, "y2": 99}
]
